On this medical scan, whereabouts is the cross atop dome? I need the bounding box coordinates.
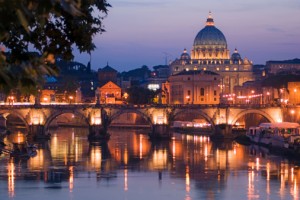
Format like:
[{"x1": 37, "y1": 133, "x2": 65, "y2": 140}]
[{"x1": 206, "y1": 11, "x2": 214, "y2": 26}]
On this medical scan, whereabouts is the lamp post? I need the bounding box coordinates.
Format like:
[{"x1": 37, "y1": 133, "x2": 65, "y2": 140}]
[
  {"x1": 186, "y1": 95, "x2": 190, "y2": 104},
  {"x1": 266, "y1": 92, "x2": 270, "y2": 104},
  {"x1": 69, "y1": 95, "x2": 73, "y2": 104},
  {"x1": 123, "y1": 92, "x2": 129, "y2": 103}
]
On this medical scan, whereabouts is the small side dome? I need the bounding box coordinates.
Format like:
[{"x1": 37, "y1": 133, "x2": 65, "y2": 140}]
[
  {"x1": 231, "y1": 48, "x2": 241, "y2": 63},
  {"x1": 180, "y1": 48, "x2": 191, "y2": 60}
]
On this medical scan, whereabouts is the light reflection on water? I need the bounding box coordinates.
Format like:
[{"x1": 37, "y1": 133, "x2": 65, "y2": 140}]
[{"x1": 0, "y1": 127, "x2": 300, "y2": 200}]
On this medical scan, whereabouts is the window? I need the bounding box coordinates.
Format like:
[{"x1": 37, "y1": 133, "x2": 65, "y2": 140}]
[
  {"x1": 200, "y1": 88, "x2": 204, "y2": 96},
  {"x1": 214, "y1": 90, "x2": 217, "y2": 96},
  {"x1": 187, "y1": 77, "x2": 190, "y2": 81},
  {"x1": 214, "y1": 98, "x2": 217, "y2": 101},
  {"x1": 187, "y1": 90, "x2": 191, "y2": 95}
]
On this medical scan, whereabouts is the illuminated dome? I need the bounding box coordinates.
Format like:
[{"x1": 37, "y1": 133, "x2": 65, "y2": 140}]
[
  {"x1": 231, "y1": 48, "x2": 242, "y2": 63},
  {"x1": 191, "y1": 12, "x2": 230, "y2": 60},
  {"x1": 193, "y1": 19, "x2": 227, "y2": 49},
  {"x1": 180, "y1": 48, "x2": 190, "y2": 60}
]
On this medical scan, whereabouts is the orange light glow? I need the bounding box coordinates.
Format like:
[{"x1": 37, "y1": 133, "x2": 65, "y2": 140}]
[
  {"x1": 69, "y1": 166, "x2": 74, "y2": 192},
  {"x1": 7, "y1": 160, "x2": 15, "y2": 198}
]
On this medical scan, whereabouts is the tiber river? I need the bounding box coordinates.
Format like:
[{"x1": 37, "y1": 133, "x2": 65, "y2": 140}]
[{"x1": 0, "y1": 128, "x2": 299, "y2": 200}]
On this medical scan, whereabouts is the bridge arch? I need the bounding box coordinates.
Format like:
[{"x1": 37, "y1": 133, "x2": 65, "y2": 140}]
[
  {"x1": 108, "y1": 109, "x2": 153, "y2": 128},
  {"x1": 44, "y1": 110, "x2": 89, "y2": 130},
  {"x1": 231, "y1": 109, "x2": 276, "y2": 125},
  {"x1": 173, "y1": 109, "x2": 215, "y2": 130},
  {"x1": 0, "y1": 110, "x2": 30, "y2": 132}
]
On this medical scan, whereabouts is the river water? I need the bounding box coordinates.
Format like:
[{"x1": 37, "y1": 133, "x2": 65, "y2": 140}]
[{"x1": 0, "y1": 128, "x2": 299, "y2": 200}]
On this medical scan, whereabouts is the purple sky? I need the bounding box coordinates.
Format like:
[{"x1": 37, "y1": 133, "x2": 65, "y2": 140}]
[{"x1": 74, "y1": 0, "x2": 300, "y2": 72}]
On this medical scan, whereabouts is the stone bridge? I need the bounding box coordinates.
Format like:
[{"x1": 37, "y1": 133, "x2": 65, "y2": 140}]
[{"x1": 0, "y1": 103, "x2": 284, "y2": 140}]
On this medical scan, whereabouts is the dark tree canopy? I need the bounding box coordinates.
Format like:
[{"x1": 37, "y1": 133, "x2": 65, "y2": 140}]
[
  {"x1": 0, "y1": 0, "x2": 110, "y2": 95},
  {"x1": 126, "y1": 86, "x2": 157, "y2": 104},
  {"x1": 262, "y1": 74, "x2": 300, "y2": 89}
]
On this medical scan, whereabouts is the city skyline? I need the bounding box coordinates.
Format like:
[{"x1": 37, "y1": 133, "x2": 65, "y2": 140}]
[{"x1": 74, "y1": 0, "x2": 300, "y2": 71}]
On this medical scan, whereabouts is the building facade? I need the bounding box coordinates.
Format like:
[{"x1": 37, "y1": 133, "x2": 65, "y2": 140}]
[
  {"x1": 163, "y1": 70, "x2": 221, "y2": 104},
  {"x1": 266, "y1": 58, "x2": 300, "y2": 75},
  {"x1": 169, "y1": 12, "x2": 254, "y2": 95},
  {"x1": 287, "y1": 82, "x2": 300, "y2": 105},
  {"x1": 96, "y1": 81, "x2": 122, "y2": 104}
]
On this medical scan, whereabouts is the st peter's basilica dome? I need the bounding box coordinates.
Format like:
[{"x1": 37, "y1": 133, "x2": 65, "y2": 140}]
[{"x1": 191, "y1": 12, "x2": 230, "y2": 60}]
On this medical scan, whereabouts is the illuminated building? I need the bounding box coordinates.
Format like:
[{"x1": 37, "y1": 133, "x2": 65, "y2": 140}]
[
  {"x1": 163, "y1": 70, "x2": 221, "y2": 104},
  {"x1": 287, "y1": 82, "x2": 300, "y2": 105},
  {"x1": 96, "y1": 81, "x2": 122, "y2": 104},
  {"x1": 169, "y1": 12, "x2": 254, "y2": 95},
  {"x1": 266, "y1": 58, "x2": 300, "y2": 75}
]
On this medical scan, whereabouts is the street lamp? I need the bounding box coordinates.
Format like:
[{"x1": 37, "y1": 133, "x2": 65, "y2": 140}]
[
  {"x1": 69, "y1": 95, "x2": 74, "y2": 104},
  {"x1": 123, "y1": 92, "x2": 129, "y2": 100},
  {"x1": 266, "y1": 92, "x2": 270, "y2": 104},
  {"x1": 186, "y1": 95, "x2": 190, "y2": 104}
]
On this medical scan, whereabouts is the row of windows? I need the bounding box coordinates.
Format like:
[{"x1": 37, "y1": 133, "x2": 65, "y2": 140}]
[
  {"x1": 175, "y1": 66, "x2": 250, "y2": 72},
  {"x1": 187, "y1": 89, "x2": 217, "y2": 96},
  {"x1": 187, "y1": 77, "x2": 218, "y2": 81}
]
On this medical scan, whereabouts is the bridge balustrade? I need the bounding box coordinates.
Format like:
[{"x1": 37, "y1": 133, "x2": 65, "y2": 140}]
[{"x1": 0, "y1": 103, "x2": 289, "y2": 141}]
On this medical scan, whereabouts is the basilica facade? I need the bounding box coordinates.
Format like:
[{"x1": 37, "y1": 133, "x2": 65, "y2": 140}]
[{"x1": 169, "y1": 12, "x2": 254, "y2": 97}]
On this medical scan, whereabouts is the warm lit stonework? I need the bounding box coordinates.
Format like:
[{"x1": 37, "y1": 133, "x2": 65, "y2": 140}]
[
  {"x1": 169, "y1": 12, "x2": 254, "y2": 95},
  {"x1": 288, "y1": 82, "x2": 300, "y2": 105},
  {"x1": 96, "y1": 81, "x2": 122, "y2": 104},
  {"x1": 163, "y1": 70, "x2": 221, "y2": 104}
]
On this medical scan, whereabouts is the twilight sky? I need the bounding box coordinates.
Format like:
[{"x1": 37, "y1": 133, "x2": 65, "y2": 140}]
[{"x1": 75, "y1": 0, "x2": 300, "y2": 72}]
